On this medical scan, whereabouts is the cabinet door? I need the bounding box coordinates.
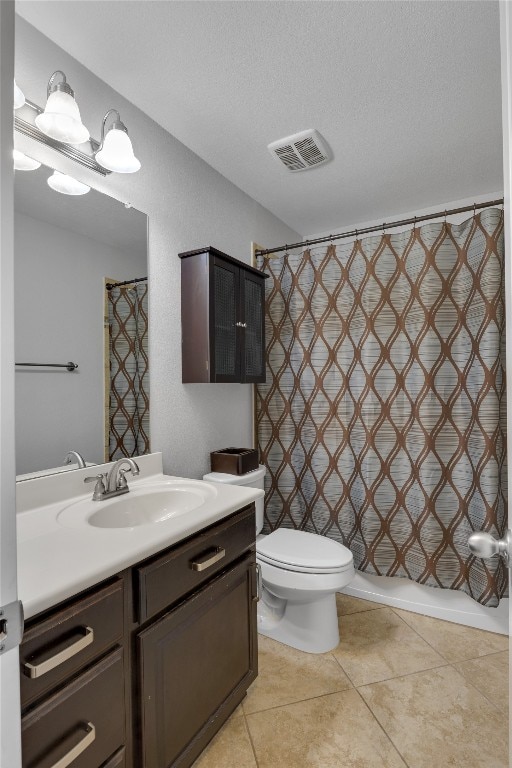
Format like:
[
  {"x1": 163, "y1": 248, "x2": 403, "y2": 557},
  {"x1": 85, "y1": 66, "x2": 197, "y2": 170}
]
[
  {"x1": 137, "y1": 555, "x2": 257, "y2": 768},
  {"x1": 211, "y1": 257, "x2": 241, "y2": 382},
  {"x1": 240, "y1": 270, "x2": 266, "y2": 383}
]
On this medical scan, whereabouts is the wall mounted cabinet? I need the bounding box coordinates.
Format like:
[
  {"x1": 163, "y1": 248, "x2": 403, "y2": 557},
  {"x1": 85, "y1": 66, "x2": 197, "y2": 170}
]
[{"x1": 179, "y1": 247, "x2": 268, "y2": 383}]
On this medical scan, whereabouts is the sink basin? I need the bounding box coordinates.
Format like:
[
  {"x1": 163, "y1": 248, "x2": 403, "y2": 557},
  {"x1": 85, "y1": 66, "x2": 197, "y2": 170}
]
[{"x1": 57, "y1": 480, "x2": 217, "y2": 530}]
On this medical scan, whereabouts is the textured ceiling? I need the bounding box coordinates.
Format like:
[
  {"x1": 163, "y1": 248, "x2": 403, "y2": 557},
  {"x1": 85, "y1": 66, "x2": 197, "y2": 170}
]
[{"x1": 16, "y1": 1, "x2": 503, "y2": 235}]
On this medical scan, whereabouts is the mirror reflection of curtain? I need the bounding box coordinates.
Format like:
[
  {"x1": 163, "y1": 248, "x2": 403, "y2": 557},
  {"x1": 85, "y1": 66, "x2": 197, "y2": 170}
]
[{"x1": 108, "y1": 281, "x2": 149, "y2": 459}]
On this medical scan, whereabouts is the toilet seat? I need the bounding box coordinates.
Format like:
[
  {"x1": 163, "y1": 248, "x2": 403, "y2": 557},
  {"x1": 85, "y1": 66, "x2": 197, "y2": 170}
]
[{"x1": 257, "y1": 529, "x2": 353, "y2": 574}]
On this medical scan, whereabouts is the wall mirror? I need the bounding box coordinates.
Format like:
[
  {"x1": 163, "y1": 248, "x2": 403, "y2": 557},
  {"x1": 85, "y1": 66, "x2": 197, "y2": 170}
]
[{"x1": 14, "y1": 162, "x2": 149, "y2": 480}]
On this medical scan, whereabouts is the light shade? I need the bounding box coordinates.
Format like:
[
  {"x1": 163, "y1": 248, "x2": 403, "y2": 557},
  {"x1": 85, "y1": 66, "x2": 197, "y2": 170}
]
[
  {"x1": 47, "y1": 171, "x2": 90, "y2": 196},
  {"x1": 14, "y1": 79, "x2": 25, "y2": 110},
  {"x1": 35, "y1": 87, "x2": 89, "y2": 145},
  {"x1": 36, "y1": 69, "x2": 89, "y2": 144},
  {"x1": 96, "y1": 126, "x2": 141, "y2": 173},
  {"x1": 13, "y1": 150, "x2": 41, "y2": 171}
]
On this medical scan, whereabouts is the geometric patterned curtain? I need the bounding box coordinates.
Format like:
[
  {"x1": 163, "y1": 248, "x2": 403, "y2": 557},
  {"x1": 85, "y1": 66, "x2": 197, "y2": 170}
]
[
  {"x1": 108, "y1": 281, "x2": 150, "y2": 460},
  {"x1": 256, "y1": 209, "x2": 507, "y2": 606}
]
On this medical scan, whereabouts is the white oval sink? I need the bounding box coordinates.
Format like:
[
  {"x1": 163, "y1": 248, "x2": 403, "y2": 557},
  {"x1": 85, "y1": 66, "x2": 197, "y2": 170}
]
[{"x1": 57, "y1": 481, "x2": 217, "y2": 530}]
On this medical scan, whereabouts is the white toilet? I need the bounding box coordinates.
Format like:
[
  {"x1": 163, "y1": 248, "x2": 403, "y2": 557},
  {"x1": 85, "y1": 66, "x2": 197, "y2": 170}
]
[{"x1": 202, "y1": 465, "x2": 355, "y2": 653}]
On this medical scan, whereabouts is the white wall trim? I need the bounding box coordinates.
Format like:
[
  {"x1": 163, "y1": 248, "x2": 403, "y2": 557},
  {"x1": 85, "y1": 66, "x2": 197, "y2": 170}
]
[{"x1": 0, "y1": 2, "x2": 22, "y2": 766}]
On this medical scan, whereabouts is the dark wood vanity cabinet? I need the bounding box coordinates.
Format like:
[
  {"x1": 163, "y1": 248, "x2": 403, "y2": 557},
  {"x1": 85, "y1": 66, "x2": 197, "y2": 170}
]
[
  {"x1": 20, "y1": 504, "x2": 257, "y2": 768},
  {"x1": 179, "y1": 246, "x2": 267, "y2": 383}
]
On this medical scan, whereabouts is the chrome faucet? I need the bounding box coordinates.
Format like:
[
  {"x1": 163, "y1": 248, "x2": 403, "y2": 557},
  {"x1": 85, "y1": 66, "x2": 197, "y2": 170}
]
[
  {"x1": 84, "y1": 458, "x2": 140, "y2": 501},
  {"x1": 63, "y1": 450, "x2": 86, "y2": 469},
  {"x1": 106, "y1": 458, "x2": 140, "y2": 493}
]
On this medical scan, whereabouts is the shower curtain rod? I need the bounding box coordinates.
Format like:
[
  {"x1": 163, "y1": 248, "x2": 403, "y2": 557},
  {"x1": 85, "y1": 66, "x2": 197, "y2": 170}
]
[
  {"x1": 106, "y1": 276, "x2": 148, "y2": 290},
  {"x1": 254, "y1": 198, "x2": 504, "y2": 258}
]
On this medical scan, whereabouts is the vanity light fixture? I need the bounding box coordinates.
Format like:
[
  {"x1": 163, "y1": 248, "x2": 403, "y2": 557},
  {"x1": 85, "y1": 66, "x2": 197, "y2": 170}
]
[
  {"x1": 13, "y1": 149, "x2": 41, "y2": 171},
  {"x1": 47, "y1": 170, "x2": 90, "y2": 196},
  {"x1": 35, "y1": 71, "x2": 90, "y2": 145},
  {"x1": 14, "y1": 79, "x2": 25, "y2": 110},
  {"x1": 14, "y1": 76, "x2": 141, "y2": 178},
  {"x1": 95, "y1": 109, "x2": 141, "y2": 173}
]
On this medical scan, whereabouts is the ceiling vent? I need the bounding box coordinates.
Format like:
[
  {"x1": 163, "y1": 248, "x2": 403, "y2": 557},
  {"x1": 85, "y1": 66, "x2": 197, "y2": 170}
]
[{"x1": 268, "y1": 129, "x2": 331, "y2": 172}]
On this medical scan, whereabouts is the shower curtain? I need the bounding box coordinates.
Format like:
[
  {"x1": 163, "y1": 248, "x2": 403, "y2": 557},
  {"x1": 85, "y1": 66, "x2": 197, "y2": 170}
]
[
  {"x1": 256, "y1": 209, "x2": 507, "y2": 606},
  {"x1": 108, "y1": 281, "x2": 150, "y2": 460}
]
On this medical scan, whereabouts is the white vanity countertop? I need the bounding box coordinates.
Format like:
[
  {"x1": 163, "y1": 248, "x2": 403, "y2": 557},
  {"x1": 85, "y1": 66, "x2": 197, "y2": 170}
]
[{"x1": 17, "y1": 453, "x2": 263, "y2": 619}]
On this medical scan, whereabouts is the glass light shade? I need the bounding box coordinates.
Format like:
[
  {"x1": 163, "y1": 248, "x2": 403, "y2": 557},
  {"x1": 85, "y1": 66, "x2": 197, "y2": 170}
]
[
  {"x1": 14, "y1": 79, "x2": 25, "y2": 110},
  {"x1": 96, "y1": 128, "x2": 141, "y2": 173},
  {"x1": 13, "y1": 150, "x2": 41, "y2": 171},
  {"x1": 47, "y1": 171, "x2": 90, "y2": 196},
  {"x1": 35, "y1": 90, "x2": 89, "y2": 144}
]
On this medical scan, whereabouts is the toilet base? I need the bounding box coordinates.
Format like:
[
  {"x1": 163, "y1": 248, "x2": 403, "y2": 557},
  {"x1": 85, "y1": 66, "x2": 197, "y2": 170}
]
[{"x1": 257, "y1": 591, "x2": 340, "y2": 654}]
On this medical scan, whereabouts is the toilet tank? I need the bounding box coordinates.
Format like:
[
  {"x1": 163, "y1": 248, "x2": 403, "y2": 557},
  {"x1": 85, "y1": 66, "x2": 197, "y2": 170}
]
[{"x1": 202, "y1": 465, "x2": 266, "y2": 534}]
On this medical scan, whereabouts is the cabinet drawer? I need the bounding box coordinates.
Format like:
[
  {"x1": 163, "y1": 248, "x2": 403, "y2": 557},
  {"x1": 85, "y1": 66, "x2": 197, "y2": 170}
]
[
  {"x1": 136, "y1": 504, "x2": 255, "y2": 623},
  {"x1": 20, "y1": 579, "x2": 123, "y2": 709},
  {"x1": 22, "y1": 647, "x2": 125, "y2": 768}
]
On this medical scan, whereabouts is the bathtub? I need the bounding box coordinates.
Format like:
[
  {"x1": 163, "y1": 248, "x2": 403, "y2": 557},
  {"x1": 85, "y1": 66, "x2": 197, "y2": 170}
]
[{"x1": 341, "y1": 571, "x2": 509, "y2": 635}]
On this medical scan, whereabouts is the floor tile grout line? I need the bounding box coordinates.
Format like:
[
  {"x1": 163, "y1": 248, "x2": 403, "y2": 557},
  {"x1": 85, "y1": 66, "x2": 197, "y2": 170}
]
[
  {"x1": 388, "y1": 606, "x2": 475, "y2": 665},
  {"x1": 351, "y1": 660, "x2": 451, "y2": 690},
  {"x1": 243, "y1": 678, "x2": 355, "y2": 717},
  {"x1": 458, "y1": 648, "x2": 510, "y2": 661},
  {"x1": 247, "y1": 686, "x2": 412, "y2": 768},
  {"x1": 242, "y1": 712, "x2": 261, "y2": 768},
  {"x1": 243, "y1": 621, "x2": 508, "y2": 766},
  {"x1": 337, "y1": 605, "x2": 388, "y2": 617},
  {"x1": 335, "y1": 604, "x2": 451, "y2": 687},
  {"x1": 331, "y1": 647, "x2": 359, "y2": 688},
  {"x1": 447, "y1": 660, "x2": 508, "y2": 715},
  {"x1": 244, "y1": 687, "x2": 366, "y2": 717},
  {"x1": 389, "y1": 605, "x2": 509, "y2": 665},
  {"x1": 340, "y1": 601, "x2": 507, "y2": 692},
  {"x1": 353, "y1": 685, "x2": 412, "y2": 768},
  {"x1": 355, "y1": 660, "x2": 509, "y2": 718},
  {"x1": 355, "y1": 661, "x2": 468, "y2": 692},
  {"x1": 355, "y1": 664, "x2": 508, "y2": 765},
  {"x1": 246, "y1": 666, "x2": 507, "y2": 765},
  {"x1": 388, "y1": 606, "x2": 453, "y2": 662}
]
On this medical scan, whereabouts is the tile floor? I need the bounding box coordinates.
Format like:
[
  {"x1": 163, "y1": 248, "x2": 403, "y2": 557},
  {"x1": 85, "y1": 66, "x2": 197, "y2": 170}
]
[{"x1": 193, "y1": 594, "x2": 509, "y2": 768}]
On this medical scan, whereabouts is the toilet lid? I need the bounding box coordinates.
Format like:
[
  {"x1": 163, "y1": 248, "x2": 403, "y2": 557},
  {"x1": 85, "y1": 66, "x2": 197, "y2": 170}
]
[{"x1": 257, "y1": 529, "x2": 353, "y2": 573}]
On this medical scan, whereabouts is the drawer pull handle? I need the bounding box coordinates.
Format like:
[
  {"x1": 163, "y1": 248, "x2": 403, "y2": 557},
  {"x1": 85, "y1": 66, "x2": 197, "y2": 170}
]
[
  {"x1": 24, "y1": 626, "x2": 94, "y2": 679},
  {"x1": 190, "y1": 546, "x2": 226, "y2": 572},
  {"x1": 49, "y1": 722, "x2": 95, "y2": 768}
]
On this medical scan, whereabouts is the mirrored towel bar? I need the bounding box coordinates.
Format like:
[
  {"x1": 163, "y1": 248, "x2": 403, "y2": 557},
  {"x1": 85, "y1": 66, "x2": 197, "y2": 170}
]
[{"x1": 16, "y1": 362, "x2": 78, "y2": 372}]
